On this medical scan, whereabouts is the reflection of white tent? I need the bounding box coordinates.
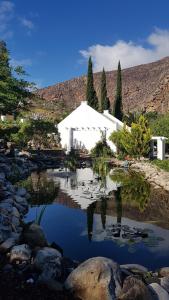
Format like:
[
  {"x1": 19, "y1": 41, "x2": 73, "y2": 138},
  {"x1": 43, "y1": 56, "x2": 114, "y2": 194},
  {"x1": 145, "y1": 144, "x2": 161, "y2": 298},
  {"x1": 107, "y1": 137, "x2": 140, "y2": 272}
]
[
  {"x1": 58, "y1": 101, "x2": 125, "y2": 153},
  {"x1": 47, "y1": 168, "x2": 119, "y2": 210}
]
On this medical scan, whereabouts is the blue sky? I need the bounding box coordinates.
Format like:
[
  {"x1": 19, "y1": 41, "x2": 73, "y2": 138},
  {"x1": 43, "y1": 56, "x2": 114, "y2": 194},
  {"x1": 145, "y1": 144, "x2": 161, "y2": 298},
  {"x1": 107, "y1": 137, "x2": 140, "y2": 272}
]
[{"x1": 1, "y1": 0, "x2": 169, "y2": 88}]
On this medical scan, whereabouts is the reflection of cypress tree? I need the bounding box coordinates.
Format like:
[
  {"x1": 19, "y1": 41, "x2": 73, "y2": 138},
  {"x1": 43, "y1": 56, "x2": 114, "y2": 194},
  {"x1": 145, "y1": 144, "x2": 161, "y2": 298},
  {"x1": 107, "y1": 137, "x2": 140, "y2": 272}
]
[
  {"x1": 115, "y1": 187, "x2": 122, "y2": 224},
  {"x1": 100, "y1": 197, "x2": 107, "y2": 229},
  {"x1": 87, "y1": 202, "x2": 96, "y2": 242}
]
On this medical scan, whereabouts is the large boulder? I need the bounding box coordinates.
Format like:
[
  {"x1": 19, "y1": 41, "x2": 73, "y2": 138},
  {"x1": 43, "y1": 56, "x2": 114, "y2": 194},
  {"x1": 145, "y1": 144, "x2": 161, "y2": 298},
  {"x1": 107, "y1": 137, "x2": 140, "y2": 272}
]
[
  {"x1": 22, "y1": 223, "x2": 47, "y2": 248},
  {"x1": 65, "y1": 257, "x2": 122, "y2": 300},
  {"x1": 119, "y1": 275, "x2": 153, "y2": 300}
]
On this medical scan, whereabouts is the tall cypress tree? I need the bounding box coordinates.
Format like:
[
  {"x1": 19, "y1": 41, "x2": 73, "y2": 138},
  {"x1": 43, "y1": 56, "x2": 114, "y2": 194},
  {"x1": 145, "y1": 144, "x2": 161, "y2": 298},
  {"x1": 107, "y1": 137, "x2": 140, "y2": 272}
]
[
  {"x1": 100, "y1": 68, "x2": 110, "y2": 112},
  {"x1": 113, "y1": 61, "x2": 123, "y2": 120},
  {"x1": 86, "y1": 56, "x2": 99, "y2": 110}
]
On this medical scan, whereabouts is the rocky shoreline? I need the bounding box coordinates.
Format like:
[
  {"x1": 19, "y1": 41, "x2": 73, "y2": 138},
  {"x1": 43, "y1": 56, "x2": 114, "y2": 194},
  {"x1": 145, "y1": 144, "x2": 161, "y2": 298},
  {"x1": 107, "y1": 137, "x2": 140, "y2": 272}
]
[
  {"x1": 1, "y1": 155, "x2": 169, "y2": 299},
  {"x1": 131, "y1": 161, "x2": 169, "y2": 192}
]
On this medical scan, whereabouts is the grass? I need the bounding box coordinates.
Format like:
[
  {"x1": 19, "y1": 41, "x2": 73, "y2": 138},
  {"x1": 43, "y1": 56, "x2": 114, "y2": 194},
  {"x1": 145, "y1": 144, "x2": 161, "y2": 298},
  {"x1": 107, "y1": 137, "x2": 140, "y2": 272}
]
[{"x1": 151, "y1": 159, "x2": 169, "y2": 172}]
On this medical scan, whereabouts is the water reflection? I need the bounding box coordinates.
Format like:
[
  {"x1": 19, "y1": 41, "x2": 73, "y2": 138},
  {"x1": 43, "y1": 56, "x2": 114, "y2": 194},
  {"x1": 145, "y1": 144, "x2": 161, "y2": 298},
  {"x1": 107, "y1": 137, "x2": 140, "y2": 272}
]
[
  {"x1": 110, "y1": 169, "x2": 150, "y2": 212},
  {"x1": 16, "y1": 163, "x2": 169, "y2": 268}
]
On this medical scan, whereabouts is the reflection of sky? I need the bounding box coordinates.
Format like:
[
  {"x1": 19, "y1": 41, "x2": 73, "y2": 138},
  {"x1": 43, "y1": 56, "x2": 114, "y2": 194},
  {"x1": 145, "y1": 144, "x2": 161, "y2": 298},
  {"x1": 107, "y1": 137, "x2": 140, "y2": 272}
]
[
  {"x1": 84, "y1": 214, "x2": 169, "y2": 255},
  {"x1": 25, "y1": 202, "x2": 169, "y2": 271},
  {"x1": 47, "y1": 168, "x2": 119, "y2": 209}
]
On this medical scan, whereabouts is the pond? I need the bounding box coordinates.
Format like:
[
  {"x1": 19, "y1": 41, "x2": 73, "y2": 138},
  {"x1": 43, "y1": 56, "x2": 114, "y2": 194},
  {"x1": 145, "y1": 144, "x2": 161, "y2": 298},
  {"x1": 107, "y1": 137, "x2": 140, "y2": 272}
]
[{"x1": 17, "y1": 163, "x2": 169, "y2": 270}]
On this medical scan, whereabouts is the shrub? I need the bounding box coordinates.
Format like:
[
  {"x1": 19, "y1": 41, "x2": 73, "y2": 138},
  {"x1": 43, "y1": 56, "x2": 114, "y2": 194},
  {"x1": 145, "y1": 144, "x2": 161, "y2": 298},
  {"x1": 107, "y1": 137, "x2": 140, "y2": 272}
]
[{"x1": 91, "y1": 136, "x2": 113, "y2": 158}]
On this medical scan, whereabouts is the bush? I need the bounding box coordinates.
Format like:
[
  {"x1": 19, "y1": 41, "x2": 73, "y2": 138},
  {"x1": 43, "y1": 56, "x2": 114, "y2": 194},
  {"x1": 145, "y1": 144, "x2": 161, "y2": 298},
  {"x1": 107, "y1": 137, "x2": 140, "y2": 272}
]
[
  {"x1": 150, "y1": 113, "x2": 169, "y2": 142},
  {"x1": 110, "y1": 115, "x2": 151, "y2": 158},
  {"x1": 91, "y1": 136, "x2": 113, "y2": 158},
  {"x1": 10, "y1": 118, "x2": 60, "y2": 149}
]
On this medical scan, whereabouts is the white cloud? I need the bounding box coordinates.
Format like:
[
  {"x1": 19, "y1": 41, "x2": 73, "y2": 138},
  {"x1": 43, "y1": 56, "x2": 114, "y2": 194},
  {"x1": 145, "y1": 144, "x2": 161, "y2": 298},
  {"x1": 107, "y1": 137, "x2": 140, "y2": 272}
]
[
  {"x1": 0, "y1": 1, "x2": 14, "y2": 39},
  {"x1": 20, "y1": 17, "x2": 34, "y2": 30},
  {"x1": 11, "y1": 58, "x2": 32, "y2": 67},
  {"x1": 80, "y1": 29, "x2": 169, "y2": 71}
]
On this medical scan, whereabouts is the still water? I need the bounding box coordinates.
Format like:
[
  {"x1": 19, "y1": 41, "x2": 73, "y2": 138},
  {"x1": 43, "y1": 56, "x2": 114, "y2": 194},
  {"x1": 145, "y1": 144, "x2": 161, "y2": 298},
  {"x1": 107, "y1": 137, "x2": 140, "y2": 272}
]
[{"x1": 17, "y1": 165, "x2": 169, "y2": 270}]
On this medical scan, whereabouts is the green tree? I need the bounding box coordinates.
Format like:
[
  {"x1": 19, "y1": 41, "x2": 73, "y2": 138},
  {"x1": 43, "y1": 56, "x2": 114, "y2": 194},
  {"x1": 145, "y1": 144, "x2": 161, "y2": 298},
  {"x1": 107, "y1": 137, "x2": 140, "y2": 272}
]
[
  {"x1": 100, "y1": 68, "x2": 110, "y2": 112},
  {"x1": 150, "y1": 113, "x2": 169, "y2": 141},
  {"x1": 0, "y1": 41, "x2": 34, "y2": 114},
  {"x1": 11, "y1": 119, "x2": 60, "y2": 148},
  {"x1": 110, "y1": 115, "x2": 151, "y2": 158},
  {"x1": 113, "y1": 61, "x2": 123, "y2": 120},
  {"x1": 86, "y1": 56, "x2": 98, "y2": 110}
]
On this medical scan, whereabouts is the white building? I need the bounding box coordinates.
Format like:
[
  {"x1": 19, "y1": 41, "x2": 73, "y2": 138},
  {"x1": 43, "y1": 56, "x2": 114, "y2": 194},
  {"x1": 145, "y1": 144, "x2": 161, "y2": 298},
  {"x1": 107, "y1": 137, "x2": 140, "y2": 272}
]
[{"x1": 58, "y1": 101, "x2": 125, "y2": 153}]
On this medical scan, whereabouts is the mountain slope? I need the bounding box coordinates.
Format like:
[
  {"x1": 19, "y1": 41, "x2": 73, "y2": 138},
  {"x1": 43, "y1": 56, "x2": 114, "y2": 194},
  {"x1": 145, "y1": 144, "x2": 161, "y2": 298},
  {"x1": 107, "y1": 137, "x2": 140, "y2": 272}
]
[{"x1": 37, "y1": 57, "x2": 169, "y2": 114}]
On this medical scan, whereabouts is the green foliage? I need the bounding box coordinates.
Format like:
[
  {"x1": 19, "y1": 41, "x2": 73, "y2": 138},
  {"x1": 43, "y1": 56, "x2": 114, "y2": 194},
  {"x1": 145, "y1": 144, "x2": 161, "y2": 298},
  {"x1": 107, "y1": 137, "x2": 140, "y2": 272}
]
[
  {"x1": 91, "y1": 134, "x2": 113, "y2": 158},
  {"x1": 0, "y1": 41, "x2": 34, "y2": 114},
  {"x1": 111, "y1": 169, "x2": 150, "y2": 212},
  {"x1": 110, "y1": 115, "x2": 151, "y2": 158},
  {"x1": 152, "y1": 159, "x2": 169, "y2": 172},
  {"x1": 100, "y1": 68, "x2": 110, "y2": 112},
  {"x1": 10, "y1": 118, "x2": 60, "y2": 149},
  {"x1": 113, "y1": 61, "x2": 123, "y2": 121},
  {"x1": 86, "y1": 57, "x2": 99, "y2": 110},
  {"x1": 150, "y1": 113, "x2": 169, "y2": 142},
  {"x1": 17, "y1": 172, "x2": 60, "y2": 205},
  {"x1": 0, "y1": 119, "x2": 19, "y2": 140}
]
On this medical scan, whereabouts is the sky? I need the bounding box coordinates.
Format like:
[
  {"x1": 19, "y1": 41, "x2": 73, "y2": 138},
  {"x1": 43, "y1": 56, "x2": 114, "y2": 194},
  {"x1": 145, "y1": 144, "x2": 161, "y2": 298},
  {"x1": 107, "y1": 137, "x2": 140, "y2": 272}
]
[{"x1": 1, "y1": 0, "x2": 169, "y2": 88}]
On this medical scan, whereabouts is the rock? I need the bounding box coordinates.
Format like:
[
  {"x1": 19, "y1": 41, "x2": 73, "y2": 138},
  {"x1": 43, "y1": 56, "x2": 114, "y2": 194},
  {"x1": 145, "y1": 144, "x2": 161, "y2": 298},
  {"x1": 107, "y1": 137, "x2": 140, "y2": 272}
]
[
  {"x1": 0, "y1": 237, "x2": 17, "y2": 253},
  {"x1": 38, "y1": 258, "x2": 62, "y2": 282},
  {"x1": 34, "y1": 247, "x2": 62, "y2": 271},
  {"x1": 12, "y1": 206, "x2": 20, "y2": 219},
  {"x1": 0, "y1": 172, "x2": 5, "y2": 180},
  {"x1": 119, "y1": 275, "x2": 152, "y2": 300},
  {"x1": 159, "y1": 267, "x2": 169, "y2": 277},
  {"x1": 10, "y1": 244, "x2": 31, "y2": 263},
  {"x1": 160, "y1": 277, "x2": 169, "y2": 293},
  {"x1": 14, "y1": 195, "x2": 27, "y2": 206},
  {"x1": 120, "y1": 264, "x2": 148, "y2": 275},
  {"x1": 148, "y1": 282, "x2": 169, "y2": 299},
  {"x1": 17, "y1": 187, "x2": 27, "y2": 197},
  {"x1": 22, "y1": 223, "x2": 47, "y2": 248},
  {"x1": 65, "y1": 257, "x2": 122, "y2": 300}
]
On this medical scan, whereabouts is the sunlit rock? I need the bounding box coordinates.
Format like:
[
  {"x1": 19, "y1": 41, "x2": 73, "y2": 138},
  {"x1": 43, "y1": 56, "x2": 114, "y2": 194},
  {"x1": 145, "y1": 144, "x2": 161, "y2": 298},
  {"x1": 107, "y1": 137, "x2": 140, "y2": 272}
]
[{"x1": 65, "y1": 257, "x2": 122, "y2": 300}]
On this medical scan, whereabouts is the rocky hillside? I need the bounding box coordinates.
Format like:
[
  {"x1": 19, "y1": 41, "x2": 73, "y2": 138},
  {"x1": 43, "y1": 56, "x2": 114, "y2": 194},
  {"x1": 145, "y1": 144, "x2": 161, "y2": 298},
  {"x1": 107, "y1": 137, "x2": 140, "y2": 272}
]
[{"x1": 37, "y1": 57, "x2": 169, "y2": 114}]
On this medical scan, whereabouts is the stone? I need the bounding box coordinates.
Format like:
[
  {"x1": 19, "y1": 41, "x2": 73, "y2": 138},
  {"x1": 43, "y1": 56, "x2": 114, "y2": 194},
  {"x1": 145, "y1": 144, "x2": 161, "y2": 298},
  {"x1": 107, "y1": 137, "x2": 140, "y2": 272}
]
[
  {"x1": 160, "y1": 277, "x2": 169, "y2": 293},
  {"x1": 17, "y1": 187, "x2": 27, "y2": 197},
  {"x1": 148, "y1": 283, "x2": 169, "y2": 300},
  {"x1": 65, "y1": 257, "x2": 122, "y2": 300},
  {"x1": 12, "y1": 206, "x2": 20, "y2": 219},
  {"x1": 159, "y1": 267, "x2": 169, "y2": 277},
  {"x1": 34, "y1": 247, "x2": 62, "y2": 271},
  {"x1": 119, "y1": 275, "x2": 152, "y2": 300},
  {"x1": 38, "y1": 258, "x2": 62, "y2": 282},
  {"x1": 120, "y1": 264, "x2": 148, "y2": 275},
  {"x1": 10, "y1": 244, "x2": 31, "y2": 263},
  {"x1": 22, "y1": 223, "x2": 47, "y2": 248},
  {"x1": 14, "y1": 195, "x2": 27, "y2": 206}
]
